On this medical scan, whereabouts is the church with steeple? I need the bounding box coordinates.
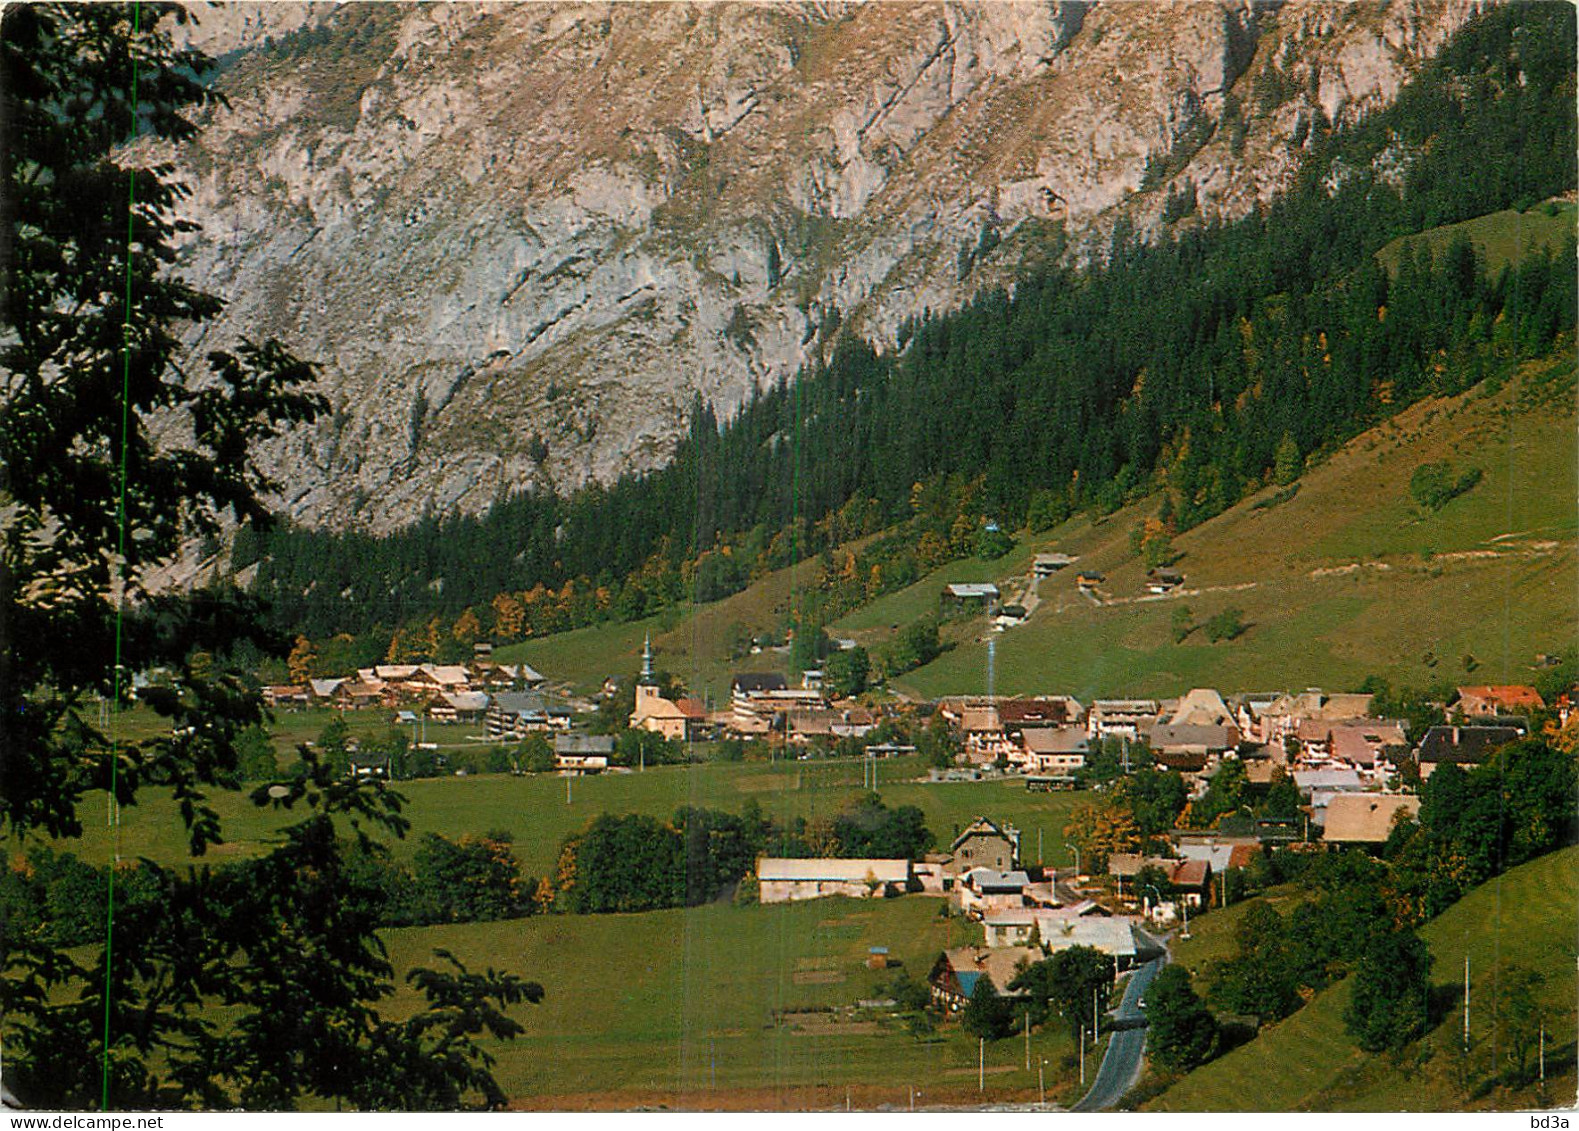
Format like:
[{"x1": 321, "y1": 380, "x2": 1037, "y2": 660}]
[{"x1": 628, "y1": 634, "x2": 708, "y2": 740}]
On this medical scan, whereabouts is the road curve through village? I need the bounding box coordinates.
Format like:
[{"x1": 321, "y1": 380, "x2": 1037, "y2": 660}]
[{"x1": 1070, "y1": 947, "x2": 1166, "y2": 1112}]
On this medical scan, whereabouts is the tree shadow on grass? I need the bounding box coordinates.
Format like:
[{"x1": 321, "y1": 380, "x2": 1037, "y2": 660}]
[{"x1": 1427, "y1": 981, "x2": 1463, "y2": 1029}]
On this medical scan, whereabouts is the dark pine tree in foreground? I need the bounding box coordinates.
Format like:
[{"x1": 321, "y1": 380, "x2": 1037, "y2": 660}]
[{"x1": 0, "y1": 3, "x2": 538, "y2": 1109}]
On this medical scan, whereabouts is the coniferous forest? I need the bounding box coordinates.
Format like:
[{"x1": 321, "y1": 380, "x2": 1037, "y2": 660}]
[{"x1": 244, "y1": 4, "x2": 1576, "y2": 649}]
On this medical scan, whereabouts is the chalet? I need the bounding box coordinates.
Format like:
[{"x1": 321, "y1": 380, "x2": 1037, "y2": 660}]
[
  {"x1": 1087, "y1": 699, "x2": 1161, "y2": 740},
  {"x1": 436, "y1": 690, "x2": 489, "y2": 724},
  {"x1": 333, "y1": 679, "x2": 384, "y2": 710},
  {"x1": 1151, "y1": 749, "x2": 1210, "y2": 776},
  {"x1": 469, "y1": 662, "x2": 542, "y2": 690},
  {"x1": 1146, "y1": 568, "x2": 1185, "y2": 594},
  {"x1": 1169, "y1": 688, "x2": 1235, "y2": 728},
  {"x1": 1415, "y1": 724, "x2": 1524, "y2": 779},
  {"x1": 1147, "y1": 722, "x2": 1238, "y2": 760},
  {"x1": 941, "y1": 582, "x2": 1000, "y2": 616},
  {"x1": 262, "y1": 685, "x2": 309, "y2": 709},
  {"x1": 958, "y1": 706, "x2": 1010, "y2": 764},
  {"x1": 347, "y1": 751, "x2": 390, "y2": 781},
  {"x1": 1042, "y1": 918, "x2": 1148, "y2": 970},
  {"x1": 732, "y1": 672, "x2": 789, "y2": 700},
  {"x1": 1323, "y1": 794, "x2": 1420, "y2": 845},
  {"x1": 982, "y1": 903, "x2": 1113, "y2": 948},
  {"x1": 1294, "y1": 719, "x2": 1335, "y2": 759},
  {"x1": 410, "y1": 664, "x2": 470, "y2": 696},
  {"x1": 787, "y1": 710, "x2": 833, "y2": 744},
  {"x1": 993, "y1": 604, "x2": 1029, "y2": 629},
  {"x1": 801, "y1": 669, "x2": 824, "y2": 692},
  {"x1": 488, "y1": 691, "x2": 572, "y2": 739},
  {"x1": 1292, "y1": 767, "x2": 1365, "y2": 795},
  {"x1": 1451, "y1": 685, "x2": 1545, "y2": 719},
  {"x1": 1257, "y1": 689, "x2": 1376, "y2": 746},
  {"x1": 1108, "y1": 855, "x2": 1211, "y2": 908},
  {"x1": 1175, "y1": 838, "x2": 1261, "y2": 874},
  {"x1": 956, "y1": 868, "x2": 1032, "y2": 918},
  {"x1": 732, "y1": 687, "x2": 824, "y2": 735},
  {"x1": 1033, "y1": 552, "x2": 1077, "y2": 577},
  {"x1": 1232, "y1": 693, "x2": 1282, "y2": 744},
  {"x1": 554, "y1": 733, "x2": 614, "y2": 774},
  {"x1": 756, "y1": 857, "x2": 913, "y2": 903},
  {"x1": 998, "y1": 696, "x2": 1084, "y2": 731},
  {"x1": 1018, "y1": 726, "x2": 1089, "y2": 775},
  {"x1": 947, "y1": 817, "x2": 1020, "y2": 875},
  {"x1": 308, "y1": 677, "x2": 346, "y2": 703},
  {"x1": 1328, "y1": 720, "x2": 1409, "y2": 768},
  {"x1": 929, "y1": 947, "x2": 1038, "y2": 1012}
]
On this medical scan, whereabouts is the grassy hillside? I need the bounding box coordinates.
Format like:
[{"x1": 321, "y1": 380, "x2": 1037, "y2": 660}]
[
  {"x1": 494, "y1": 551, "x2": 832, "y2": 701},
  {"x1": 1149, "y1": 845, "x2": 1579, "y2": 1112},
  {"x1": 46, "y1": 756, "x2": 1087, "y2": 878},
  {"x1": 889, "y1": 353, "x2": 1576, "y2": 699},
  {"x1": 1376, "y1": 197, "x2": 1577, "y2": 277},
  {"x1": 375, "y1": 895, "x2": 1099, "y2": 1109},
  {"x1": 477, "y1": 349, "x2": 1574, "y2": 706}
]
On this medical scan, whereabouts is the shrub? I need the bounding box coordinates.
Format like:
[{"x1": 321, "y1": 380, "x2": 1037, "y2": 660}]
[
  {"x1": 1205, "y1": 607, "x2": 1246, "y2": 642},
  {"x1": 1409, "y1": 461, "x2": 1483, "y2": 512}
]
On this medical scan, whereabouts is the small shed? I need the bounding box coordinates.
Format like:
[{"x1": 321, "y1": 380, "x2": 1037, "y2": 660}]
[
  {"x1": 1033, "y1": 552, "x2": 1077, "y2": 578},
  {"x1": 941, "y1": 583, "x2": 1000, "y2": 615}
]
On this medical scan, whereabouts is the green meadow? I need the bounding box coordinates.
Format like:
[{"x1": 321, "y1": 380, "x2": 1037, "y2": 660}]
[
  {"x1": 41, "y1": 755, "x2": 1087, "y2": 878},
  {"x1": 1375, "y1": 198, "x2": 1578, "y2": 278},
  {"x1": 378, "y1": 896, "x2": 1103, "y2": 1108},
  {"x1": 892, "y1": 356, "x2": 1577, "y2": 699}
]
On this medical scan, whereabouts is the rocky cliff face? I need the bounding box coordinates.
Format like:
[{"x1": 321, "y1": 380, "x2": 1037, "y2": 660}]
[{"x1": 164, "y1": 0, "x2": 1480, "y2": 533}]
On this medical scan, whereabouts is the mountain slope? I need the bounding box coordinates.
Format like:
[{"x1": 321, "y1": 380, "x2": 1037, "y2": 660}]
[
  {"x1": 476, "y1": 344, "x2": 1574, "y2": 704},
  {"x1": 1146, "y1": 844, "x2": 1579, "y2": 1111},
  {"x1": 161, "y1": 1, "x2": 1480, "y2": 532},
  {"x1": 881, "y1": 350, "x2": 1576, "y2": 700}
]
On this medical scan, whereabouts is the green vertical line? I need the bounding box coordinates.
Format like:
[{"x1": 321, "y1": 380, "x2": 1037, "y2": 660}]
[{"x1": 104, "y1": 0, "x2": 143, "y2": 1111}]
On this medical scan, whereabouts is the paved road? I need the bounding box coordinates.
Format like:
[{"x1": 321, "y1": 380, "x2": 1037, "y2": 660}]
[{"x1": 1070, "y1": 947, "x2": 1166, "y2": 1112}]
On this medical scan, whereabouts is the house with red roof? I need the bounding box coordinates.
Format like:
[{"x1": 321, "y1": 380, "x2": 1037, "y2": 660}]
[{"x1": 1452, "y1": 685, "x2": 1545, "y2": 719}]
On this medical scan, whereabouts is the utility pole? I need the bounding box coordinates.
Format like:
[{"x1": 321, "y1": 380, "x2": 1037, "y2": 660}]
[
  {"x1": 1093, "y1": 985, "x2": 1100, "y2": 1039},
  {"x1": 979, "y1": 1036, "x2": 985, "y2": 1093},
  {"x1": 1079, "y1": 1025, "x2": 1086, "y2": 1086},
  {"x1": 1540, "y1": 1025, "x2": 1545, "y2": 1082},
  {"x1": 1025, "y1": 1010, "x2": 1031, "y2": 1069},
  {"x1": 566, "y1": 773, "x2": 572, "y2": 805},
  {"x1": 1463, "y1": 955, "x2": 1471, "y2": 1052},
  {"x1": 1039, "y1": 1058, "x2": 1046, "y2": 1106}
]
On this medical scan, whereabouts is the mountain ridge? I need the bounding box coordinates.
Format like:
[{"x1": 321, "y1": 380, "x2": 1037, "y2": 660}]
[{"x1": 159, "y1": 0, "x2": 1481, "y2": 533}]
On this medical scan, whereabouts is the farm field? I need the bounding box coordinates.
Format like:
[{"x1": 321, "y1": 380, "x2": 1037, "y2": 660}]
[
  {"x1": 377, "y1": 896, "x2": 1101, "y2": 1109},
  {"x1": 44, "y1": 755, "x2": 1088, "y2": 878},
  {"x1": 1148, "y1": 845, "x2": 1579, "y2": 1112}
]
